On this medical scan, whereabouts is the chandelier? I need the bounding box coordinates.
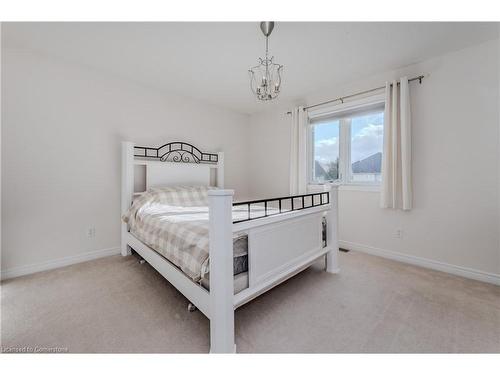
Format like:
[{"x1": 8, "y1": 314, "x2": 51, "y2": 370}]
[{"x1": 248, "y1": 22, "x2": 284, "y2": 101}]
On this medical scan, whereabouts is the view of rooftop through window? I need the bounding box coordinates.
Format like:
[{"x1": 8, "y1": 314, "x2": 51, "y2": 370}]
[
  {"x1": 350, "y1": 111, "x2": 384, "y2": 182},
  {"x1": 312, "y1": 110, "x2": 384, "y2": 183}
]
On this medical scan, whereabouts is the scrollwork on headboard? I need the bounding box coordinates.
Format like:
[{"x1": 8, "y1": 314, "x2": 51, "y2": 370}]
[{"x1": 134, "y1": 142, "x2": 218, "y2": 164}]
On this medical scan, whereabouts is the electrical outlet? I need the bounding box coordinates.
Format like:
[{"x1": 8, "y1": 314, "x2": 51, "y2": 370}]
[
  {"x1": 87, "y1": 226, "x2": 96, "y2": 239},
  {"x1": 395, "y1": 229, "x2": 403, "y2": 239}
]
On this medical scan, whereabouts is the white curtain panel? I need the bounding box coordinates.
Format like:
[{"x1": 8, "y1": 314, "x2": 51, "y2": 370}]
[
  {"x1": 380, "y1": 77, "x2": 413, "y2": 210},
  {"x1": 289, "y1": 106, "x2": 308, "y2": 195}
]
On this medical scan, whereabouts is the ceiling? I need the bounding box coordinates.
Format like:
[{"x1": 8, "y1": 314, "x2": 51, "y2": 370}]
[{"x1": 3, "y1": 22, "x2": 498, "y2": 114}]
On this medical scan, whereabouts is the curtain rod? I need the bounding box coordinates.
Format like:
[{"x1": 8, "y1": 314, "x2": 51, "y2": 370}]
[{"x1": 285, "y1": 74, "x2": 425, "y2": 115}]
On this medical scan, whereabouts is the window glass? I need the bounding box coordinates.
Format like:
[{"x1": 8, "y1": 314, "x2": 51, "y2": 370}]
[
  {"x1": 310, "y1": 103, "x2": 384, "y2": 185},
  {"x1": 350, "y1": 111, "x2": 384, "y2": 183},
  {"x1": 312, "y1": 120, "x2": 340, "y2": 182}
]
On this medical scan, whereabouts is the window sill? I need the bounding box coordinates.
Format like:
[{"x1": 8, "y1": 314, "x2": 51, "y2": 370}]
[
  {"x1": 339, "y1": 184, "x2": 380, "y2": 192},
  {"x1": 308, "y1": 183, "x2": 380, "y2": 193}
]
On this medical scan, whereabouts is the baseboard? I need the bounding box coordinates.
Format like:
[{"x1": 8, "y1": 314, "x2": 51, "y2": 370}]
[
  {"x1": 1, "y1": 247, "x2": 121, "y2": 281},
  {"x1": 3, "y1": 242, "x2": 498, "y2": 286},
  {"x1": 339, "y1": 240, "x2": 500, "y2": 286}
]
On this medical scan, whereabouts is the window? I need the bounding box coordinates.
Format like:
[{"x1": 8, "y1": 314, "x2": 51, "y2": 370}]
[{"x1": 310, "y1": 103, "x2": 384, "y2": 185}]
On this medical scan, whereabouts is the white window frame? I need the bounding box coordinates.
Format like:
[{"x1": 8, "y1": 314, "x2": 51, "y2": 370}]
[{"x1": 307, "y1": 94, "x2": 385, "y2": 189}]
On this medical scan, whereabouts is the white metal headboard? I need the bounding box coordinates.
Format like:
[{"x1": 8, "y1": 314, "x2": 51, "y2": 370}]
[{"x1": 121, "y1": 141, "x2": 224, "y2": 221}]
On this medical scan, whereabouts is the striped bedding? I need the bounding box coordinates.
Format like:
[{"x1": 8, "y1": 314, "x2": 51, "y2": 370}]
[{"x1": 122, "y1": 186, "x2": 269, "y2": 282}]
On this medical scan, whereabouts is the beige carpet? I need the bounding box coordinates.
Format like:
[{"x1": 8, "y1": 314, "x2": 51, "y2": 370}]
[{"x1": 1, "y1": 251, "x2": 499, "y2": 353}]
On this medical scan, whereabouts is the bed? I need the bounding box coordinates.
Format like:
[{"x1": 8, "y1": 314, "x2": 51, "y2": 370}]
[
  {"x1": 121, "y1": 141, "x2": 339, "y2": 353},
  {"x1": 122, "y1": 185, "x2": 254, "y2": 293}
]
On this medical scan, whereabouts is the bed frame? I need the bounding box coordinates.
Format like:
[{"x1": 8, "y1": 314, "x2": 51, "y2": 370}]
[{"x1": 121, "y1": 141, "x2": 339, "y2": 353}]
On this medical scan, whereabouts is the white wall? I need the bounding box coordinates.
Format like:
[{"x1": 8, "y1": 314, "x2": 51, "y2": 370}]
[
  {"x1": 1, "y1": 49, "x2": 250, "y2": 274},
  {"x1": 248, "y1": 39, "x2": 500, "y2": 277}
]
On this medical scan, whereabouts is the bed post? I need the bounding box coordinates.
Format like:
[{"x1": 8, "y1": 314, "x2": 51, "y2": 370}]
[
  {"x1": 121, "y1": 141, "x2": 134, "y2": 256},
  {"x1": 326, "y1": 184, "x2": 340, "y2": 273},
  {"x1": 216, "y1": 152, "x2": 224, "y2": 188},
  {"x1": 208, "y1": 189, "x2": 235, "y2": 353}
]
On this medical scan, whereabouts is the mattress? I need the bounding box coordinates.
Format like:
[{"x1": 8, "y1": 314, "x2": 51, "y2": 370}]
[
  {"x1": 130, "y1": 225, "x2": 249, "y2": 271},
  {"x1": 123, "y1": 186, "x2": 268, "y2": 282},
  {"x1": 200, "y1": 272, "x2": 249, "y2": 294}
]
